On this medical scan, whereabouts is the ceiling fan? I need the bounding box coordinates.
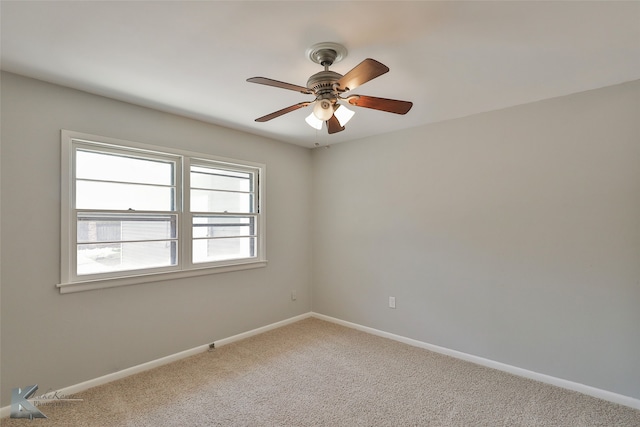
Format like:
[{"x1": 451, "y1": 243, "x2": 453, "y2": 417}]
[{"x1": 247, "y1": 42, "x2": 413, "y2": 134}]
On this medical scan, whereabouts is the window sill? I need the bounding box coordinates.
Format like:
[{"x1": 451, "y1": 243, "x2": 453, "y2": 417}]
[{"x1": 57, "y1": 260, "x2": 268, "y2": 294}]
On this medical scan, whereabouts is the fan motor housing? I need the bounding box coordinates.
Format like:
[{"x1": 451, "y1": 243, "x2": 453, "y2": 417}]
[{"x1": 307, "y1": 70, "x2": 342, "y2": 95}]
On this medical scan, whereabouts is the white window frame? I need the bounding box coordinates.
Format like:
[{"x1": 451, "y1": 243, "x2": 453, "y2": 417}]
[{"x1": 59, "y1": 130, "x2": 266, "y2": 293}]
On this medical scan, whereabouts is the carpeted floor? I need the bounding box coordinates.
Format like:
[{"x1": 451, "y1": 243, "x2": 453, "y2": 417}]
[{"x1": 2, "y1": 318, "x2": 639, "y2": 426}]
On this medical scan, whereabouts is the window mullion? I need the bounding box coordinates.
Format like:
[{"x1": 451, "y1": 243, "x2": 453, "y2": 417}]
[{"x1": 182, "y1": 156, "x2": 192, "y2": 270}]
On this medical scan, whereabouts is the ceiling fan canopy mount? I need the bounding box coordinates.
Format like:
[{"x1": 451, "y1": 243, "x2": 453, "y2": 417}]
[{"x1": 306, "y1": 42, "x2": 348, "y2": 67}]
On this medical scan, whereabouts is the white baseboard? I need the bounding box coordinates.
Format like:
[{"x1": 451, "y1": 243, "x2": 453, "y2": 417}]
[
  {"x1": 311, "y1": 312, "x2": 640, "y2": 411},
  {"x1": 0, "y1": 312, "x2": 312, "y2": 419},
  {"x1": 213, "y1": 313, "x2": 312, "y2": 347}
]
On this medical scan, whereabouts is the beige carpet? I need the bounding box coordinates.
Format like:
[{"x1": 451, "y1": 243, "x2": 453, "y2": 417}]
[{"x1": 3, "y1": 318, "x2": 639, "y2": 426}]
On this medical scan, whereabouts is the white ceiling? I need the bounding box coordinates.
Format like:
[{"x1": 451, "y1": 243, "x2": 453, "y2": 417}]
[{"x1": 2, "y1": 1, "x2": 639, "y2": 148}]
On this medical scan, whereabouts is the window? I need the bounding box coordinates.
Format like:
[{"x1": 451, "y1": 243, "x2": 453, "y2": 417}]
[{"x1": 60, "y1": 130, "x2": 266, "y2": 293}]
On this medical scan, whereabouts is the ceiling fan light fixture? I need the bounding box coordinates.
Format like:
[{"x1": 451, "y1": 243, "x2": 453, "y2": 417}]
[
  {"x1": 312, "y1": 99, "x2": 333, "y2": 121},
  {"x1": 305, "y1": 112, "x2": 324, "y2": 130},
  {"x1": 248, "y1": 44, "x2": 412, "y2": 136},
  {"x1": 334, "y1": 104, "x2": 355, "y2": 127}
]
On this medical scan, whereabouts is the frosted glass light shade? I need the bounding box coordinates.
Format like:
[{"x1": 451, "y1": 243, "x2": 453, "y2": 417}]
[
  {"x1": 305, "y1": 112, "x2": 323, "y2": 130},
  {"x1": 334, "y1": 104, "x2": 355, "y2": 126}
]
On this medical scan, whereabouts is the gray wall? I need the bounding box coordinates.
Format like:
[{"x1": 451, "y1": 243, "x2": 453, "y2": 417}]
[
  {"x1": 2, "y1": 71, "x2": 639, "y2": 406},
  {"x1": 0, "y1": 72, "x2": 312, "y2": 406},
  {"x1": 312, "y1": 80, "x2": 640, "y2": 399}
]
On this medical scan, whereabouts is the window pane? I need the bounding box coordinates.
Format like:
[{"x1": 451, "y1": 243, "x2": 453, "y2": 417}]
[
  {"x1": 191, "y1": 166, "x2": 252, "y2": 192},
  {"x1": 77, "y1": 241, "x2": 177, "y2": 275},
  {"x1": 78, "y1": 214, "x2": 177, "y2": 243},
  {"x1": 193, "y1": 216, "x2": 254, "y2": 238},
  {"x1": 193, "y1": 237, "x2": 255, "y2": 263},
  {"x1": 77, "y1": 150, "x2": 174, "y2": 185},
  {"x1": 191, "y1": 189, "x2": 253, "y2": 213},
  {"x1": 76, "y1": 181, "x2": 174, "y2": 210}
]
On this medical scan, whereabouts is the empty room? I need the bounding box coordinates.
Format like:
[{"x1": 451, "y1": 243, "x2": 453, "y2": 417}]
[{"x1": 1, "y1": 1, "x2": 639, "y2": 425}]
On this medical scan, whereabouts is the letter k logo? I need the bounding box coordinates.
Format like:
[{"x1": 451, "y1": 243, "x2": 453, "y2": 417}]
[{"x1": 10, "y1": 384, "x2": 47, "y2": 419}]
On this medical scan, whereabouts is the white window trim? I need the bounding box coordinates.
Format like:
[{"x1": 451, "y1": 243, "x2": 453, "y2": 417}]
[{"x1": 58, "y1": 130, "x2": 267, "y2": 293}]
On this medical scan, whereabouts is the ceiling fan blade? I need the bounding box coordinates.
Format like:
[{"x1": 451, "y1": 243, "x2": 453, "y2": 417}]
[
  {"x1": 326, "y1": 115, "x2": 345, "y2": 134},
  {"x1": 347, "y1": 95, "x2": 413, "y2": 115},
  {"x1": 255, "y1": 102, "x2": 312, "y2": 122},
  {"x1": 336, "y1": 59, "x2": 389, "y2": 92},
  {"x1": 247, "y1": 77, "x2": 313, "y2": 94}
]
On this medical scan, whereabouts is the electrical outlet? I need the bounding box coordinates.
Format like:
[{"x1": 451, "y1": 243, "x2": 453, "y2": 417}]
[
  {"x1": 389, "y1": 296, "x2": 396, "y2": 309},
  {"x1": 291, "y1": 290, "x2": 297, "y2": 301}
]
